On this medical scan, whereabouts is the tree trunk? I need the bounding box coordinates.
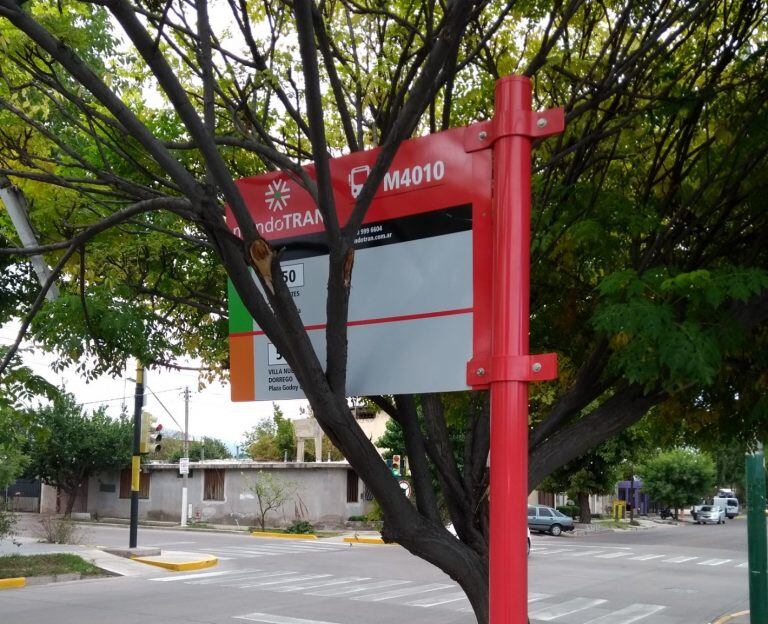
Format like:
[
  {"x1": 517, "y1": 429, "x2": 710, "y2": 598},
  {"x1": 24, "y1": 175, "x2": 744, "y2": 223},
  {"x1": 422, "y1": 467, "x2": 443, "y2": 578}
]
[
  {"x1": 63, "y1": 486, "x2": 78, "y2": 516},
  {"x1": 577, "y1": 492, "x2": 591, "y2": 524}
]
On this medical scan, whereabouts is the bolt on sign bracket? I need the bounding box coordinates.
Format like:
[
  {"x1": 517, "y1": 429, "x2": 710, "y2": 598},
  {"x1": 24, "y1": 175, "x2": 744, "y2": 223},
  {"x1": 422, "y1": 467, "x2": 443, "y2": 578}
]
[{"x1": 466, "y1": 353, "x2": 557, "y2": 388}]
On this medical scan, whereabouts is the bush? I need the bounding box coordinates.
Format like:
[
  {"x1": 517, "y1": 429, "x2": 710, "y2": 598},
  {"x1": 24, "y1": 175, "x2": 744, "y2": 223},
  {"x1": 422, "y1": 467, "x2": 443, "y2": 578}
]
[
  {"x1": 0, "y1": 503, "x2": 18, "y2": 542},
  {"x1": 35, "y1": 515, "x2": 86, "y2": 544},
  {"x1": 347, "y1": 515, "x2": 366, "y2": 522},
  {"x1": 285, "y1": 520, "x2": 314, "y2": 534},
  {"x1": 556, "y1": 505, "x2": 580, "y2": 520}
]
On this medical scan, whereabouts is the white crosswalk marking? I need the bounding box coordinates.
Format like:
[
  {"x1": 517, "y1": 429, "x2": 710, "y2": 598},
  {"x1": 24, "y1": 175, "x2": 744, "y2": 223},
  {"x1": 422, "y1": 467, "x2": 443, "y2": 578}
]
[
  {"x1": 528, "y1": 593, "x2": 552, "y2": 603},
  {"x1": 235, "y1": 613, "x2": 340, "y2": 624},
  {"x1": 663, "y1": 556, "x2": 698, "y2": 564},
  {"x1": 535, "y1": 548, "x2": 574, "y2": 555},
  {"x1": 698, "y1": 559, "x2": 732, "y2": 566},
  {"x1": 237, "y1": 574, "x2": 332, "y2": 588},
  {"x1": 271, "y1": 577, "x2": 370, "y2": 592},
  {"x1": 406, "y1": 590, "x2": 468, "y2": 607},
  {"x1": 149, "y1": 569, "x2": 260, "y2": 582},
  {"x1": 567, "y1": 550, "x2": 608, "y2": 557},
  {"x1": 530, "y1": 597, "x2": 608, "y2": 620},
  {"x1": 595, "y1": 552, "x2": 628, "y2": 559},
  {"x1": 215, "y1": 571, "x2": 304, "y2": 586},
  {"x1": 737, "y1": 562, "x2": 749, "y2": 568},
  {"x1": 352, "y1": 582, "x2": 453, "y2": 601},
  {"x1": 582, "y1": 603, "x2": 665, "y2": 623},
  {"x1": 307, "y1": 579, "x2": 411, "y2": 597},
  {"x1": 629, "y1": 554, "x2": 665, "y2": 561}
]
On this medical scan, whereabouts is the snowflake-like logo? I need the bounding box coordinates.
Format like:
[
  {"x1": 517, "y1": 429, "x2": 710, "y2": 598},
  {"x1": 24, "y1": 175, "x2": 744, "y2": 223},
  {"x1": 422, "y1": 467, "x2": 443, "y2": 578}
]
[{"x1": 265, "y1": 179, "x2": 291, "y2": 212}]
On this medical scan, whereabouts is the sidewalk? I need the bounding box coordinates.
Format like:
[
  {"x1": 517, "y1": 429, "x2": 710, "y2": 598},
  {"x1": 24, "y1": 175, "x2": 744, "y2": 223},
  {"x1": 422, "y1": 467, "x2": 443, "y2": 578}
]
[{"x1": 0, "y1": 536, "x2": 217, "y2": 583}]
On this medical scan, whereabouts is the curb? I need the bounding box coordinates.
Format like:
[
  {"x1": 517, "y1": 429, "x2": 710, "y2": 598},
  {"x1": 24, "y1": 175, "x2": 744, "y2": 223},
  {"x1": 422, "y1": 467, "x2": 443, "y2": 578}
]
[
  {"x1": 130, "y1": 555, "x2": 218, "y2": 572},
  {"x1": 0, "y1": 577, "x2": 26, "y2": 590},
  {"x1": 711, "y1": 610, "x2": 749, "y2": 624},
  {"x1": 251, "y1": 532, "x2": 317, "y2": 540},
  {"x1": 343, "y1": 537, "x2": 386, "y2": 545}
]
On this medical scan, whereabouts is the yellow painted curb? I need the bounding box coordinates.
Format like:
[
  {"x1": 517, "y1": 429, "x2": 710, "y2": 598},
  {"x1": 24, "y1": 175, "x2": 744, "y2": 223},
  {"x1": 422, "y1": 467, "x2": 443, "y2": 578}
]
[
  {"x1": 251, "y1": 532, "x2": 318, "y2": 540},
  {"x1": 343, "y1": 537, "x2": 386, "y2": 545},
  {"x1": 131, "y1": 555, "x2": 218, "y2": 572},
  {"x1": 0, "y1": 577, "x2": 26, "y2": 589},
  {"x1": 712, "y1": 610, "x2": 749, "y2": 624}
]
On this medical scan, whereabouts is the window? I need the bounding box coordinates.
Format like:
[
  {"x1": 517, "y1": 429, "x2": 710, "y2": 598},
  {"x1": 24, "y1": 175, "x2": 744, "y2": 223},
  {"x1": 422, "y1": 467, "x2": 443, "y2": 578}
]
[
  {"x1": 346, "y1": 470, "x2": 359, "y2": 503},
  {"x1": 119, "y1": 469, "x2": 150, "y2": 499},
  {"x1": 538, "y1": 507, "x2": 553, "y2": 518},
  {"x1": 204, "y1": 469, "x2": 225, "y2": 501},
  {"x1": 527, "y1": 506, "x2": 536, "y2": 517}
]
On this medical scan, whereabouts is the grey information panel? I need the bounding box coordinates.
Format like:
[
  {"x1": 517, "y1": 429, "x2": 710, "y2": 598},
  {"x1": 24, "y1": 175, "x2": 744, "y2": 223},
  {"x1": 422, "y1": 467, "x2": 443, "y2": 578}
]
[{"x1": 252, "y1": 212, "x2": 473, "y2": 399}]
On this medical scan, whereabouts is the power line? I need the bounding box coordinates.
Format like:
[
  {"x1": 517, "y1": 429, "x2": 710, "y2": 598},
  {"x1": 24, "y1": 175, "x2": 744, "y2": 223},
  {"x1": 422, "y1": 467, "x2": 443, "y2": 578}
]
[{"x1": 79, "y1": 386, "x2": 183, "y2": 406}]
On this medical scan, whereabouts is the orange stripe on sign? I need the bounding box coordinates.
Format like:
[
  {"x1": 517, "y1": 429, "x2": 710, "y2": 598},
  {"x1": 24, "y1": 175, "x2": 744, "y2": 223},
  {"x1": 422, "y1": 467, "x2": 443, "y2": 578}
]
[{"x1": 230, "y1": 335, "x2": 255, "y2": 401}]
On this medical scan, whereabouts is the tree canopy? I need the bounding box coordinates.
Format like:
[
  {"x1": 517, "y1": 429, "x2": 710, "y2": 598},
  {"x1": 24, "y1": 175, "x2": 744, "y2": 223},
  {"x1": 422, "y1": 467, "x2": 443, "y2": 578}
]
[
  {"x1": 1, "y1": 1, "x2": 767, "y2": 620},
  {"x1": 25, "y1": 392, "x2": 132, "y2": 514},
  {"x1": 639, "y1": 449, "x2": 716, "y2": 512},
  {"x1": 242, "y1": 403, "x2": 296, "y2": 461}
]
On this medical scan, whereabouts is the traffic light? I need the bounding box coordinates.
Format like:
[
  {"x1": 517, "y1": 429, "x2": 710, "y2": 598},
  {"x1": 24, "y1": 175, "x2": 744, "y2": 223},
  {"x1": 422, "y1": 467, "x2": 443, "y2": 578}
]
[
  {"x1": 140, "y1": 413, "x2": 163, "y2": 454},
  {"x1": 391, "y1": 455, "x2": 401, "y2": 476}
]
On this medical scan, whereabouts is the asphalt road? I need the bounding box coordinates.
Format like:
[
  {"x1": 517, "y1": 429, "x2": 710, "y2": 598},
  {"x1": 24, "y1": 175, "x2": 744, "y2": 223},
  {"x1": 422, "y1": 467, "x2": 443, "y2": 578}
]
[{"x1": 0, "y1": 518, "x2": 752, "y2": 624}]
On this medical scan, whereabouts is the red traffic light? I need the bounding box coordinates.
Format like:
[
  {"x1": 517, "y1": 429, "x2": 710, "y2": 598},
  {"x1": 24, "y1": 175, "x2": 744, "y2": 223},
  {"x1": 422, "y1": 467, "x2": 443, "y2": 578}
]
[{"x1": 155, "y1": 423, "x2": 163, "y2": 431}]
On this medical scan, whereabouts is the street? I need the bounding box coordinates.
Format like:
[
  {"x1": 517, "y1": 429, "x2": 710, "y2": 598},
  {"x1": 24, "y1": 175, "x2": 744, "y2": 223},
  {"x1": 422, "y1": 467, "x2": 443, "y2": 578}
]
[{"x1": 0, "y1": 519, "x2": 751, "y2": 624}]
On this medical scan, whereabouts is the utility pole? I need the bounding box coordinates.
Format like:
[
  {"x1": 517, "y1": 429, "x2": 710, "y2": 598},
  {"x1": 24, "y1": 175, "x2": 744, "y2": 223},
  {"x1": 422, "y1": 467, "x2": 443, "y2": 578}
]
[
  {"x1": 129, "y1": 362, "x2": 145, "y2": 548},
  {"x1": 180, "y1": 386, "x2": 190, "y2": 527},
  {"x1": 0, "y1": 175, "x2": 59, "y2": 300},
  {"x1": 747, "y1": 443, "x2": 768, "y2": 622}
]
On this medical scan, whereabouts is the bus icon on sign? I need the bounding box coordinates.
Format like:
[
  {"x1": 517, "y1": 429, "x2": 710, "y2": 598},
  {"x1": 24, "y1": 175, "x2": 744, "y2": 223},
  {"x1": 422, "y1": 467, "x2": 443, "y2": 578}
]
[{"x1": 348, "y1": 165, "x2": 370, "y2": 199}]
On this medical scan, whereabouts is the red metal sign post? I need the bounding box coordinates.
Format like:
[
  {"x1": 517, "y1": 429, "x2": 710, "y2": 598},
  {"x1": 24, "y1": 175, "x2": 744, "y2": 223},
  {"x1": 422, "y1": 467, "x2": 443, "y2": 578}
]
[{"x1": 488, "y1": 76, "x2": 563, "y2": 623}]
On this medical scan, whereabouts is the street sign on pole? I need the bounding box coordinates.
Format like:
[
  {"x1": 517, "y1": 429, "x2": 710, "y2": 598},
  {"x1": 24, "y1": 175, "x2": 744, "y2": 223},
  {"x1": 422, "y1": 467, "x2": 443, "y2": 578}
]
[
  {"x1": 227, "y1": 74, "x2": 563, "y2": 624},
  {"x1": 179, "y1": 457, "x2": 189, "y2": 475},
  {"x1": 228, "y1": 126, "x2": 492, "y2": 401}
]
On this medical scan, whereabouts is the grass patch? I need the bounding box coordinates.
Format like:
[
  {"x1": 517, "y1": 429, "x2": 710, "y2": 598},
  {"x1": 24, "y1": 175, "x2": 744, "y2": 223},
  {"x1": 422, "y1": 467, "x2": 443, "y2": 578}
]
[
  {"x1": 594, "y1": 519, "x2": 630, "y2": 529},
  {"x1": 0, "y1": 554, "x2": 104, "y2": 579}
]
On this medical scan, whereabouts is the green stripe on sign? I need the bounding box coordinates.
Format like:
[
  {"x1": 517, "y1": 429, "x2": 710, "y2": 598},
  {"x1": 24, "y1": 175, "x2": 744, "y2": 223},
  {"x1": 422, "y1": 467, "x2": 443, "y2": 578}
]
[{"x1": 228, "y1": 279, "x2": 254, "y2": 333}]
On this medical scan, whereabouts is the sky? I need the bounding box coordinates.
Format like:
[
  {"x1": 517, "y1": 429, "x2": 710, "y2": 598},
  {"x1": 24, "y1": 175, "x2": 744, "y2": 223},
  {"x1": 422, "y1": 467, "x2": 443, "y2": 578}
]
[{"x1": 1, "y1": 322, "x2": 308, "y2": 450}]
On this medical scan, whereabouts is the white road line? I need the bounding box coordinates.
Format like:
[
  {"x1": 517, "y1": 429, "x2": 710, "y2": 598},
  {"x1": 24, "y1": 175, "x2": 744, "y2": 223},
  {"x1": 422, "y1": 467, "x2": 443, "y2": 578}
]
[
  {"x1": 663, "y1": 556, "x2": 698, "y2": 564},
  {"x1": 530, "y1": 597, "x2": 608, "y2": 621},
  {"x1": 595, "y1": 552, "x2": 629, "y2": 559},
  {"x1": 566, "y1": 550, "x2": 608, "y2": 557},
  {"x1": 534, "y1": 548, "x2": 574, "y2": 555},
  {"x1": 187, "y1": 571, "x2": 280, "y2": 585},
  {"x1": 234, "y1": 613, "x2": 340, "y2": 624},
  {"x1": 306, "y1": 580, "x2": 411, "y2": 597},
  {"x1": 629, "y1": 554, "x2": 665, "y2": 561},
  {"x1": 149, "y1": 569, "x2": 259, "y2": 582},
  {"x1": 698, "y1": 559, "x2": 732, "y2": 566},
  {"x1": 352, "y1": 582, "x2": 454, "y2": 602},
  {"x1": 582, "y1": 603, "x2": 666, "y2": 623},
  {"x1": 737, "y1": 562, "x2": 749, "y2": 568},
  {"x1": 145, "y1": 541, "x2": 197, "y2": 547},
  {"x1": 237, "y1": 574, "x2": 332, "y2": 588},
  {"x1": 271, "y1": 577, "x2": 371, "y2": 592},
  {"x1": 406, "y1": 591, "x2": 468, "y2": 607},
  {"x1": 215, "y1": 571, "x2": 302, "y2": 586},
  {"x1": 528, "y1": 593, "x2": 552, "y2": 603}
]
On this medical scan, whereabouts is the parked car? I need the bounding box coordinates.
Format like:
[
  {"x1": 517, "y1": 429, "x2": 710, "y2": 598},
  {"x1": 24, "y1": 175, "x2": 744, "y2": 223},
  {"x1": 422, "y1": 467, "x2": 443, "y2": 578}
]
[
  {"x1": 695, "y1": 504, "x2": 726, "y2": 524},
  {"x1": 445, "y1": 523, "x2": 531, "y2": 555},
  {"x1": 527, "y1": 504, "x2": 575, "y2": 536}
]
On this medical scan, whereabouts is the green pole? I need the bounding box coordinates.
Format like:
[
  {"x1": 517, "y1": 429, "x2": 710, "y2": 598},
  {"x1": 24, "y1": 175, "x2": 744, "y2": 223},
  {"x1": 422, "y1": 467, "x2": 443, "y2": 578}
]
[{"x1": 746, "y1": 442, "x2": 768, "y2": 623}]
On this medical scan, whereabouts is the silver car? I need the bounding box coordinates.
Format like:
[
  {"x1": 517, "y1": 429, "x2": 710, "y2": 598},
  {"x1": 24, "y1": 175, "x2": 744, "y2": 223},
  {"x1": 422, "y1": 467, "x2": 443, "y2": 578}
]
[
  {"x1": 695, "y1": 505, "x2": 726, "y2": 525},
  {"x1": 527, "y1": 505, "x2": 575, "y2": 536}
]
